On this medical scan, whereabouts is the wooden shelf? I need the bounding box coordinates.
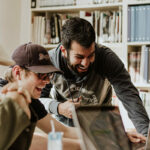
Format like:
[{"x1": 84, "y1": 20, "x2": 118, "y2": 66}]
[
  {"x1": 42, "y1": 44, "x2": 58, "y2": 49},
  {"x1": 127, "y1": 42, "x2": 150, "y2": 46},
  {"x1": 31, "y1": 3, "x2": 123, "y2": 12},
  {"x1": 127, "y1": 0, "x2": 150, "y2": 5},
  {"x1": 134, "y1": 83, "x2": 150, "y2": 89},
  {"x1": 102, "y1": 42, "x2": 123, "y2": 47}
]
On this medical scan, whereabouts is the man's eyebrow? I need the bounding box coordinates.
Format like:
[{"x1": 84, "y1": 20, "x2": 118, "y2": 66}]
[
  {"x1": 74, "y1": 53, "x2": 84, "y2": 57},
  {"x1": 75, "y1": 50, "x2": 95, "y2": 57}
]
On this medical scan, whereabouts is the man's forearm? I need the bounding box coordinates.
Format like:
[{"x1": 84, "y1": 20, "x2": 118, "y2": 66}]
[
  {"x1": 39, "y1": 98, "x2": 60, "y2": 115},
  {"x1": 29, "y1": 133, "x2": 47, "y2": 150},
  {"x1": 63, "y1": 138, "x2": 81, "y2": 150}
]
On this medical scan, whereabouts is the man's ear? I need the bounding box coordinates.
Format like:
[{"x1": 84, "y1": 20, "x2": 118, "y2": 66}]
[
  {"x1": 60, "y1": 45, "x2": 67, "y2": 58},
  {"x1": 12, "y1": 65, "x2": 22, "y2": 80}
]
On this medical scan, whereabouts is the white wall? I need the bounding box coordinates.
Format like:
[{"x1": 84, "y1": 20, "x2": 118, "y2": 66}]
[
  {"x1": 0, "y1": 0, "x2": 21, "y2": 57},
  {"x1": 20, "y1": 0, "x2": 31, "y2": 44},
  {"x1": 0, "y1": 0, "x2": 30, "y2": 77}
]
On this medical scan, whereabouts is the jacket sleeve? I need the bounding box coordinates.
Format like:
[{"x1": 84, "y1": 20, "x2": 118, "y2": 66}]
[
  {"x1": 40, "y1": 83, "x2": 61, "y2": 115},
  {"x1": 0, "y1": 97, "x2": 30, "y2": 150},
  {"x1": 97, "y1": 46, "x2": 149, "y2": 136}
]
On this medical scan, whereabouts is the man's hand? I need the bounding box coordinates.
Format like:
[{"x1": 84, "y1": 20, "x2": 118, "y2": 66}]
[
  {"x1": 1, "y1": 82, "x2": 31, "y2": 119},
  {"x1": 58, "y1": 98, "x2": 81, "y2": 119},
  {"x1": 126, "y1": 131, "x2": 146, "y2": 143}
]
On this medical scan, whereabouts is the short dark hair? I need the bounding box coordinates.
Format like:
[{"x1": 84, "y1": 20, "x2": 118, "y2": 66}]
[{"x1": 61, "y1": 17, "x2": 95, "y2": 50}]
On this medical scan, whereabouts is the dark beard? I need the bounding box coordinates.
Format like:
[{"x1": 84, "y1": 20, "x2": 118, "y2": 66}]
[{"x1": 65, "y1": 53, "x2": 92, "y2": 77}]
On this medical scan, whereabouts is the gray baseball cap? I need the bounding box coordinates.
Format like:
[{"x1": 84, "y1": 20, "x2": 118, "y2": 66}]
[{"x1": 11, "y1": 43, "x2": 61, "y2": 73}]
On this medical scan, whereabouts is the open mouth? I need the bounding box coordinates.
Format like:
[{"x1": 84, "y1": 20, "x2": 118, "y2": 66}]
[
  {"x1": 36, "y1": 87, "x2": 42, "y2": 92},
  {"x1": 77, "y1": 66, "x2": 88, "y2": 72}
]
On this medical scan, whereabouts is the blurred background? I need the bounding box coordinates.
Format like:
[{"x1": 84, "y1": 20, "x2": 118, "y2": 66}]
[{"x1": 0, "y1": 0, "x2": 30, "y2": 76}]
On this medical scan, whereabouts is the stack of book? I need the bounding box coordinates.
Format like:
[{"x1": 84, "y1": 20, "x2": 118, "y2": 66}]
[
  {"x1": 80, "y1": 10, "x2": 122, "y2": 43},
  {"x1": 93, "y1": 0, "x2": 122, "y2": 4},
  {"x1": 128, "y1": 5, "x2": 150, "y2": 42},
  {"x1": 33, "y1": 0, "x2": 122, "y2": 8},
  {"x1": 32, "y1": 13, "x2": 78, "y2": 45},
  {"x1": 32, "y1": 16, "x2": 46, "y2": 45},
  {"x1": 128, "y1": 45, "x2": 150, "y2": 83},
  {"x1": 32, "y1": 9, "x2": 122, "y2": 45},
  {"x1": 36, "y1": 0, "x2": 75, "y2": 7}
]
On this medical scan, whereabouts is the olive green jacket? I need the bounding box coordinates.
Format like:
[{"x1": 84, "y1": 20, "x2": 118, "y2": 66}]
[{"x1": 0, "y1": 97, "x2": 33, "y2": 150}]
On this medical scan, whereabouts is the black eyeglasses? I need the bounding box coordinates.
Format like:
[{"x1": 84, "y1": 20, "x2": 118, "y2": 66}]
[
  {"x1": 36, "y1": 72, "x2": 53, "y2": 81},
  {"x1": 20, "y1": 66, "x2": 54, "y2": 81}
]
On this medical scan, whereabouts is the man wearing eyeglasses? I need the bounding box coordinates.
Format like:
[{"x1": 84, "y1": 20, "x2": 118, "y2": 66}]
[{"x1": 0, "y1": 43, "x2": 81, "y2": 150}]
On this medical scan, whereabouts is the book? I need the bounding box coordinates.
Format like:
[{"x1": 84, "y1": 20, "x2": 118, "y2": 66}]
[
  {"x1": 139, "y1": 91, "x2": 150, "y2": 117},
  {"x1": 37, "y1": 16, "x2": 42, "y2": 44},
  {"x1": 143, "y1": 46, "x2": 149, "y2": 83},
  {"x1": 45, "y1": 15, "x2": 51, "y2": 44},
  {"x1": 141, "y1": 6, "x2": 146, "y2": 41},
  {"x1": 146, "y1": 5, "x2": 150, "y2": 41},
  {"x1": 148, "y1": 47, "x2": 150, "y2": 83},
  {"x1": 131, "y1": 6, "x2": 136, "y2": 42},
  {"x1": 115, "y1": 11, "x2": 119, "y2": 42},
  {"x1": 138, "y1": 6, "x2": 142, "y2": 41},
  {"x1": 128, "y1": 51, "x2": 137, "y2": 82},
  {"x1": 140, "y1": 45, "x2": 146, "y2": 83},
  {"x1": 135, "y1": 51, "x2": 141, "y2": 82},
  {"x1": 40, "y1": 16, "x2": 46, "y2": 45},
  {"x1": 31, "y1": 0, "x2": 36, "y2": 8},
  {"x1": 50, "y1": 15, "x2": 56, "y2": 44},
  {"x1": 118, "y1": 7, "x2": 122, "y2": 42},
  {"x1": 127, "y1": 7, "x2": 131, "y2": 42},
  {"x1": 54, "y1": 14, "x2": 59, "y2": 43},
  {"x1": 39, "y1": 0, "x2": 75, "y2": 7}
]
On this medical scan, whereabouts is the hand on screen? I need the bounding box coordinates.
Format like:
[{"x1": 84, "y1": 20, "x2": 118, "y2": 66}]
[
  {"x1": 126, "y1": 131, "x2": 146, "y2": 143},
  {"x1": 58, "y1": 98, "x2": 81, "y2": 119}
]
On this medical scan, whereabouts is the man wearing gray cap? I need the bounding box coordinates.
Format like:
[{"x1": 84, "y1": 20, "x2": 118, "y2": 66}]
[{"x1": 0, "y1": 43, "x2": 80, "y2": 150}]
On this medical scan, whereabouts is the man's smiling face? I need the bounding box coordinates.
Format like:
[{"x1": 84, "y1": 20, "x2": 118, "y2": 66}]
[
  {"x1": 14, "y1": 66, "x2": 50, "y2": 99},
  {"x1": 62, "y1": 41, "x2": 95, "y2": 76}
]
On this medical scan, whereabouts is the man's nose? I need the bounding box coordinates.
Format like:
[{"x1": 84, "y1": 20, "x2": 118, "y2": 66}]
[
  {"x1": 42, "y1": 78, "x2": 50, "y2": 85},
  {"x1": 81, "y1": 58, "x2": 90, "y2": 67}
]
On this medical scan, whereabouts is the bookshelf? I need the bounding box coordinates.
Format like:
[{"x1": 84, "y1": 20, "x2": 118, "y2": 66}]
[
  {"x1": 41, "y1": 44, "x2": 58, "y2": 49},
  {"x1": 30, "y1": 0, "x2": 124, "y2": 62},
  {"x1": 127, "y1": 0, "x2": 150, "y2": 91},
  {"x1": 135, "y1": 83, "x2": 150, "y2": 89},
  {"x1": 127, "y1": 0, "x2": 150, "y2": 5},
  {"x1": 31, "y1": 3, "x2": 123, "y2": 12},
  {"x1": 30, "y1": 0, "x2": 150, "y2": 90},
  {"x1": 127, "y1": 42, "x2": 150, "y2": 46}
]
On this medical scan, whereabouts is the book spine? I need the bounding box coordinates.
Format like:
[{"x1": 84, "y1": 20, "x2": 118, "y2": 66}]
[
  {"x1": 146, "y1": 5, "x2": 150, "y2": 41},
  {"x1": 31, "y1": 0, "x2": 36, "y2": 8},
  {"x1": 127, "y1": 7, "x2": 131, "y2": 42}
]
